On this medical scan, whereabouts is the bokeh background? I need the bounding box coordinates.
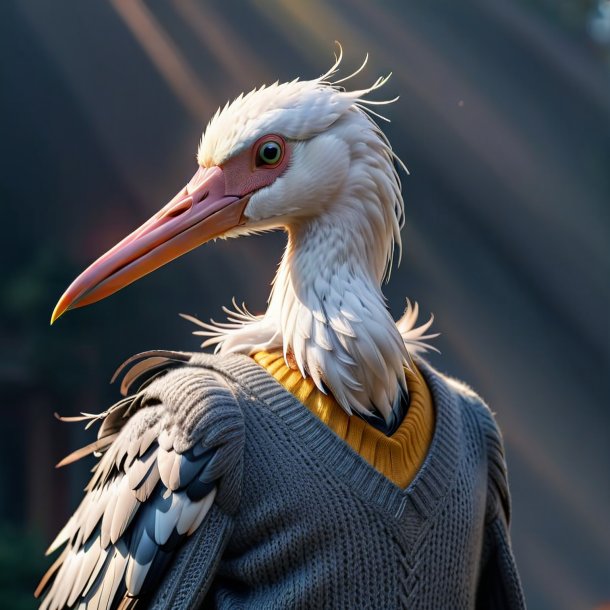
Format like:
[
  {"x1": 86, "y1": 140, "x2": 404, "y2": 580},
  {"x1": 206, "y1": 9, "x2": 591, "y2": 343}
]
[{"x1": 1, "y1": 1, "x2": 608, "y2": 608}]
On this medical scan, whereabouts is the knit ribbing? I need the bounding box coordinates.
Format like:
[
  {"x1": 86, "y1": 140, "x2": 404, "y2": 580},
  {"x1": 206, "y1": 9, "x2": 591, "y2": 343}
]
[
  {"x1": 198, "y1": 352, "x2": 461, "y2": 522},
  {"x1": 146, "y1": 351, "x2": 524, "y2": 609},
  {"x1": 251, "y1": 350, "x2": 435, "y2": 488}
]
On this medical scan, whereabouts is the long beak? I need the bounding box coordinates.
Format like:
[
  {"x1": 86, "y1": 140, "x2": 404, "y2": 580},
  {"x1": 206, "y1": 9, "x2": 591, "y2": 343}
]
[{"x1": 51, "y1": 166, "x2": 248, "y2": 324}]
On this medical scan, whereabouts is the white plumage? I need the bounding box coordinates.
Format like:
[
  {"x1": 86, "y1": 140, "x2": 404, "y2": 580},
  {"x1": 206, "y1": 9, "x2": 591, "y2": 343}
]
[
  {"x1": 41, "y1": 52, "x2": 439, "y2": 610},
  {"x1": 188, "y1": 53, "x2": 437, "y2": 420}
]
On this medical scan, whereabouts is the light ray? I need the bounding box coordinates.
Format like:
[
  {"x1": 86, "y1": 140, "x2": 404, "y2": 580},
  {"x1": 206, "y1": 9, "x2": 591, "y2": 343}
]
[
  {"x1": 347, "y1": 0, "x2": 605, "y2": 264},
  {"x1": 407, "y1": 229, "x2": 610, "y2": 554},
  {"x1": 518, "y1": 537, "x2": 594, "y2": 610},
  {"x1": 174, "y1": 0, "x2": 266, "y2": 86},
  {"x1": 109, "y1": 0, "x2": 212, "y2": 120}
]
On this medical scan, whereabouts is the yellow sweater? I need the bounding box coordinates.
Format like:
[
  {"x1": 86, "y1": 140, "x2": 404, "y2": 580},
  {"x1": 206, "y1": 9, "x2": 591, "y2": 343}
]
[{"x1": 253, "y1": 351, "x2": 435, "y2": 488}]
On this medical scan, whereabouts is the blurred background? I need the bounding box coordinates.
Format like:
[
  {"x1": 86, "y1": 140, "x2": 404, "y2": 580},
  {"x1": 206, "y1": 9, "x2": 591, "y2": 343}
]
[{"x1": 1, "y1": 0, "x2": 608, "y2": 608}]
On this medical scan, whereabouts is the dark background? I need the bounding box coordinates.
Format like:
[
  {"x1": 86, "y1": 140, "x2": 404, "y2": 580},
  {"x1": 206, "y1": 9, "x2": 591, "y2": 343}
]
[{"x1": 1, "y1": 1, "x2": 608, "y2": 608}]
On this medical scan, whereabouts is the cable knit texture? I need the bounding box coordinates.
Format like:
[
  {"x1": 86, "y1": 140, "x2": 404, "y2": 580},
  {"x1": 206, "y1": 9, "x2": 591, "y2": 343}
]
[
  {"x1": 148, "y1": 352, "x2": 525, "y2": 610},
  {"x1": 252, "y1": 349, "x2": 435, "y2": 488}
]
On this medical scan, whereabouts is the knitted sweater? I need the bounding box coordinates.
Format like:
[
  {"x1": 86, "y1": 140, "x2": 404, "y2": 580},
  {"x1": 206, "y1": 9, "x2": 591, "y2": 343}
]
[
  {"x1": 144, "y1": 352, "x2": 525, "y2": 610},
  {"x1": 253, "y1": 350, "x2": 435, "y2": 489}
]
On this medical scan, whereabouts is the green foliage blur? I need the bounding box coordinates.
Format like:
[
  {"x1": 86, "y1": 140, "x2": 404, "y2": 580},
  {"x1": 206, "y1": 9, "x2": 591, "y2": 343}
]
[{"x1": 0, "y1": 525, "x2": 46, "y2": 610}]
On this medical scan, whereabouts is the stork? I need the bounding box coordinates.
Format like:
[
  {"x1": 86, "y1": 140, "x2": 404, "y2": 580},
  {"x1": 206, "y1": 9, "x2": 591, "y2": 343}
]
[{"x1": 38, "y1": 53, "x2": 524, "y2": 610}]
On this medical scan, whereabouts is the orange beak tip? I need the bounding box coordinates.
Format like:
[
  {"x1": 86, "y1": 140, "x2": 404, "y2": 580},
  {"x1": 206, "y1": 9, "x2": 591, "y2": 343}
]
[{"x1": 50, "y1": 300, "x2": 68, "y2": 325}]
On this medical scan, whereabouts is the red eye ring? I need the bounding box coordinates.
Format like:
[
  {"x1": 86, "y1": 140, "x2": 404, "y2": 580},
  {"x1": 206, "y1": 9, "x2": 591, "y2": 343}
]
[
  {"x1": 222, "y1": 135, "x2": 290, "y2": 197},
  {"x1": 252, "y1": 134, "x2": 286, "y2": 169}
]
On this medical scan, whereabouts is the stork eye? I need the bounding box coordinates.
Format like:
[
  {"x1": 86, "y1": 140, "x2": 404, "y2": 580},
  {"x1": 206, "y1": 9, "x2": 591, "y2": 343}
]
[{"x1": 257, "y1": 140, "x2": 283, "y2": 166}]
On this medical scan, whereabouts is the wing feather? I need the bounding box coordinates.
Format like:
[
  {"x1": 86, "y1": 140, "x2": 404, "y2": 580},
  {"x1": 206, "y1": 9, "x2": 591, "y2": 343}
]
[
  {"x1": 68, "y1": 537, "x2": 102, "y2": 606},
  {"x1": 133, "y1": 462, "x2": 160, "y2": 503},
  {"x1": 110, "y1": 476, "x2": 140, "y2": 544},
  {"x1": 55, "y1": 434, "x2": 120, "y2": 468},
  {"x1": 81, "y1": 542, "x2": 112, "y2": 599},
  {"x1": 37, "y1": 353, "x2": 244, "y2": 609},
  {"x1": 82, "y1": 489, "x2": 106, "y2": 543},
  {"x1": 127, "y1": 446, "x2": 157, "y2": 491}
]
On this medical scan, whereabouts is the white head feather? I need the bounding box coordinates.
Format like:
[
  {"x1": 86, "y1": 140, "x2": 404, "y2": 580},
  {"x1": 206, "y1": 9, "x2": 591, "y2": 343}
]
[{"x1": 187, "y1": 52, "x2": 437, "y2": 422}]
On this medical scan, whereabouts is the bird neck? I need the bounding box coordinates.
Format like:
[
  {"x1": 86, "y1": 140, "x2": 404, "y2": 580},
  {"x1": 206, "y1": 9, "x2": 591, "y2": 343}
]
[{"x1": 264, "y1": 214, "x2": 408, "y2": 421}]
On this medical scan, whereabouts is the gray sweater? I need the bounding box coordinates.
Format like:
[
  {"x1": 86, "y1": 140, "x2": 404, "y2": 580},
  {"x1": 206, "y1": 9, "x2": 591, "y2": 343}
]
[
  {"x1": 144, "y1": 352, "x2": 525, "y2": 609},
  {"x1": 38, "y1": 350, "x2": 525, "y2": 609}
]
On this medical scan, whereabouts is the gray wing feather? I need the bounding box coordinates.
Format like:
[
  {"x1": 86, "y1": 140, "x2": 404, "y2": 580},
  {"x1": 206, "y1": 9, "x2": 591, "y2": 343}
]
[{"x1": 37, "y1": 352, "x2": 244, "y2": 610}]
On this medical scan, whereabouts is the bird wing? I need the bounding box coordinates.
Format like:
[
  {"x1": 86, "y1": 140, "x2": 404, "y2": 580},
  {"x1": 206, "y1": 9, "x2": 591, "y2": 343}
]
[{"x1": 36, "y1": 352, "x2": 245, "y2": 610}]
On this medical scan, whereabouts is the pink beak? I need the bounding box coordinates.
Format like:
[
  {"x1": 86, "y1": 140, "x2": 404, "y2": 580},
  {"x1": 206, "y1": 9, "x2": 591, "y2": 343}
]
[{"x1": 51, "y1": 166, "x2": 249, "y2": 323}]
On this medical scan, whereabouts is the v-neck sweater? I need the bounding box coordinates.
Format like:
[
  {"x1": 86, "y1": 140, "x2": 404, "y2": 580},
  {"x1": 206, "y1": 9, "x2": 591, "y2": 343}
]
[
  {"x1": 252, "y1": 349, "x2": 435, "y2": 488},
  {"x1": 148, "y1": 351, "x2": 525, "y2": 609}
]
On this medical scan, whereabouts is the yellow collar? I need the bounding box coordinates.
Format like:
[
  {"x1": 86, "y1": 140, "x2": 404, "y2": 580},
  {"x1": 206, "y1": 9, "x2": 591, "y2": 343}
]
[{"x1": 253, "y1": 351, "x2": 435, "y2": 488}]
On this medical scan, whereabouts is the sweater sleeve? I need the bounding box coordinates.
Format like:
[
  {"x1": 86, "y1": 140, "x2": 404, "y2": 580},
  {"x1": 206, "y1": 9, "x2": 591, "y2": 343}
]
[
  {"x1": 148, "y1": 503, "x2": 235, "y2": 609},
  {"x1": 144, "y1": 364, "x2": 245, "y2": 610},
  {"x1": 475, "y1": 402, "x2": 527, "y2": 610}
]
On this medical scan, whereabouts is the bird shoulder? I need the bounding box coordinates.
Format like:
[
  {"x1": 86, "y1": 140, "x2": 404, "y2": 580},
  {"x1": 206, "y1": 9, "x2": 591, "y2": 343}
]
[{"x1": 37, "y1": 351, "x2": 245, "y2": 610}]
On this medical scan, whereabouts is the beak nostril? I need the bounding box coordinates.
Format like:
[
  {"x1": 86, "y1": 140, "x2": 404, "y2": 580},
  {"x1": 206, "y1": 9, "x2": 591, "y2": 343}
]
[
  {"x1": 196, "y1": 190, "x2": 209, "y2": 204},
  {"x1": 164, "y1": 198, "x2": 193, "y2": 219}
]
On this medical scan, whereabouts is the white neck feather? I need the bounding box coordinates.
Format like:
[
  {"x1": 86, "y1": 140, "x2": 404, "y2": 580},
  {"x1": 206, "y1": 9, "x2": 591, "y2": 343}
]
[
  {"x1": 266, "y1": 215, "x2": 409, "y2": 419},
  {"x1": 186, "y1": 212, "x2": 436, "y2": 422},
  {"x1": 187, "y1": 110, "x2": 437, "y2": 421}
]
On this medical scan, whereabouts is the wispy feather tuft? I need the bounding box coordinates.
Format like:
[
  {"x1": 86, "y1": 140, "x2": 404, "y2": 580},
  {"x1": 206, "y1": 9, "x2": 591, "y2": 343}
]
[{"x1": 189, "y1": 51, "x2": 435, "y2": 421}]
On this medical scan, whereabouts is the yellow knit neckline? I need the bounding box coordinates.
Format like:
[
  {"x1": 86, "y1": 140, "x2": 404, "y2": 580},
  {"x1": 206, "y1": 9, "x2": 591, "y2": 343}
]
[{"x1": 253, "y1": 350, "x2": 435, "y2": 489}]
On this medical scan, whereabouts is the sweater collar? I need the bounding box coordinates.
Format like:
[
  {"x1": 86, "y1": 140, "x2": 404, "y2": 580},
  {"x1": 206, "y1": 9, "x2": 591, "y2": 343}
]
[{"x1": 195, "y1": 351, "x2": 461, "y2": 526}]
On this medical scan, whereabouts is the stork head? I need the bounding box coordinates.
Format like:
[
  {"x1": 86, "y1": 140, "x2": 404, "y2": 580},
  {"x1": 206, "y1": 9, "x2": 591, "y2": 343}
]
[{"x1": 52, "y1": 53, "x2": 404, "y2": 323}]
